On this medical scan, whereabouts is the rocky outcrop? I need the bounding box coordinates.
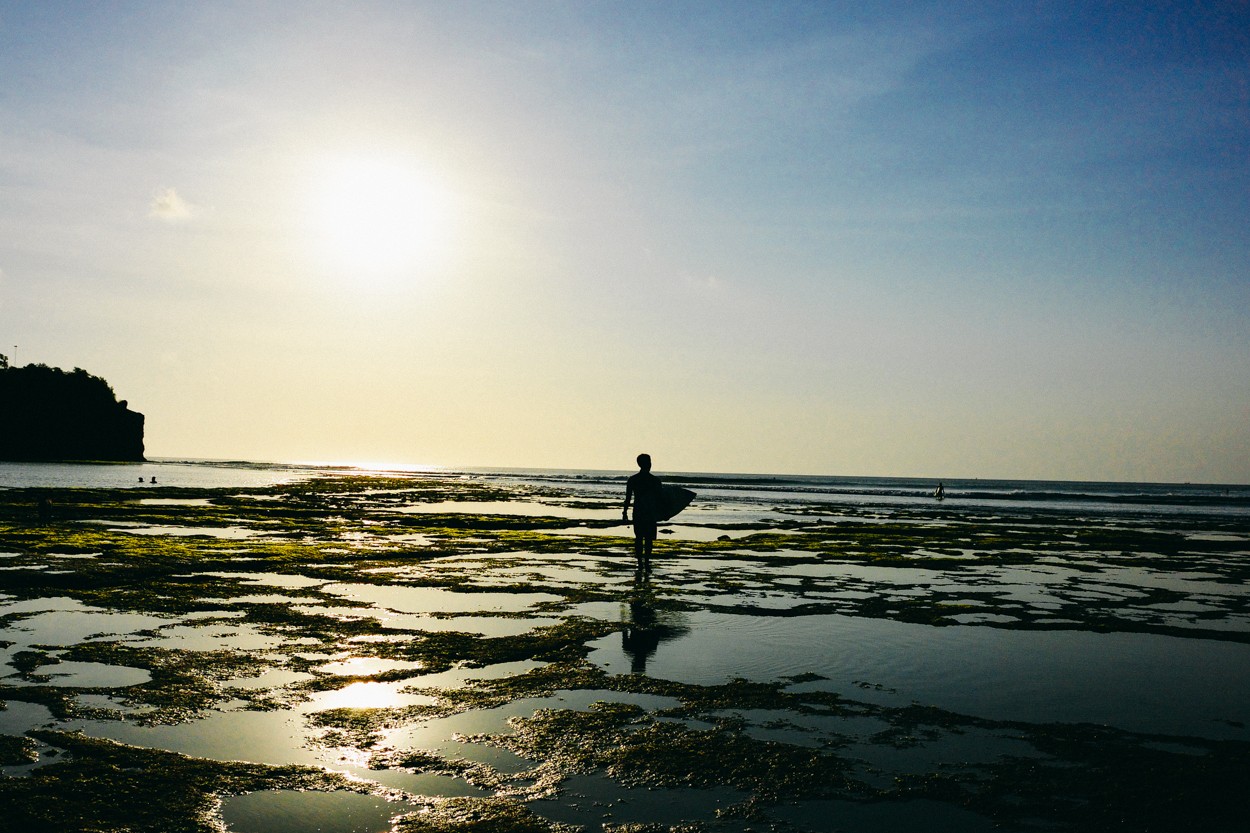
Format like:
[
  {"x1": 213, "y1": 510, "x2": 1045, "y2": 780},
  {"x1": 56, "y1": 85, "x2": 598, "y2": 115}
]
[{"x1": 0, "y1": 365, "x2": 145, "y2": 461}]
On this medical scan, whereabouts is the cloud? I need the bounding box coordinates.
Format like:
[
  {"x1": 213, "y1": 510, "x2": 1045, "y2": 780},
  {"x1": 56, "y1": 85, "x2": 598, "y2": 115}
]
[
  {"x1": 680, "y1": 271, "x2": 722, "y2": 291},
  {"x1": 148, "y1": 187, "x2": 197, "y2": 222}
]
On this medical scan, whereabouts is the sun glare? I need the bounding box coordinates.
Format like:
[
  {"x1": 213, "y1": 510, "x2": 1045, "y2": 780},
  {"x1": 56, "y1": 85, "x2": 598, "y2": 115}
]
[{"x1": 308, "y1": 156, "x2": 451, "y2": 282}]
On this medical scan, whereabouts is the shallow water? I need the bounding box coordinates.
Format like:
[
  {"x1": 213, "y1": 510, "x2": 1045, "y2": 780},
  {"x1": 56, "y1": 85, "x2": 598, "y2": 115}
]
[
  {"x1": 221, "y1": 790, "x2": 420, "y2": 833},
  {"x1": 589, "y1": 611, "x2": 1250, "y2": 739},
  {"x1": 16, "y1": 660, "x2": 151, "y2": 688},
  {"x1": 398, "y1": 500, "x2": 608, "y2": 520},
  {"x1": 319, "y1": 582, "x2": 561, "y2": 615}
]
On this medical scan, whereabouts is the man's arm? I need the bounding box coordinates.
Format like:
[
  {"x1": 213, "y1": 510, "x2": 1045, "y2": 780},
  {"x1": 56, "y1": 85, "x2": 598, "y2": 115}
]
[{"x1": 623, "y1": 478, "x2": 634, "y2": 518}]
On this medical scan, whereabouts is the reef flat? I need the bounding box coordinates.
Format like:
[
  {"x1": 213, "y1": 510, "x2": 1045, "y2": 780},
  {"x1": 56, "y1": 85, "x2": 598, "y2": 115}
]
[{"x1": 1, "y1": 472, "x2": 1248, "y2": 832}]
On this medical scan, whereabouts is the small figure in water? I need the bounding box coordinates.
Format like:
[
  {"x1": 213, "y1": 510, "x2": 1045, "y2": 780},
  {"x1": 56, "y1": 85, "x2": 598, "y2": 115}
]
[
  {"x1": 38, "y1": 497, "x2": 53, "y2": 524},
  {"x1": 150, "y1": 476, "x2": 157, "y2": 484},
  {"x1": 623, "y1": 453, "x2": 662, "y2": 569},
  {"x1": 934, "y1": 481, "x2": 945, "y2": 500}
]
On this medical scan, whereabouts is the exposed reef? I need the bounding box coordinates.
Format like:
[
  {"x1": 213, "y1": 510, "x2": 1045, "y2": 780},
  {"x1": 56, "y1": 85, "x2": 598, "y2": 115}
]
[{"x1": 0, "y1": 473, "x2": 1247, "y2": 831}]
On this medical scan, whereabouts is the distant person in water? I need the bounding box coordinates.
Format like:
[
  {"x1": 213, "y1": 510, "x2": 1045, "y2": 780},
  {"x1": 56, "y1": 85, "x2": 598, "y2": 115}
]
[{"x1": 623, "y1": 453, "x2": 662, "y2": 567}]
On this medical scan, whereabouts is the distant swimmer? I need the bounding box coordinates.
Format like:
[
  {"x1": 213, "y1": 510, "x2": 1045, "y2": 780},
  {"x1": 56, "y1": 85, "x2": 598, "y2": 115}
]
[{"x1": 934, "y1": 481, "x2": 945, "y2": 500}]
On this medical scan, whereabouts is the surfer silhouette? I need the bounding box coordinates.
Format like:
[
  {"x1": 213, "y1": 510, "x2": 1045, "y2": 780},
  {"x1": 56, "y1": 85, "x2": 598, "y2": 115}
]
[{"x1": 623, "y1": 453, "x2": 662, "y2": 567}]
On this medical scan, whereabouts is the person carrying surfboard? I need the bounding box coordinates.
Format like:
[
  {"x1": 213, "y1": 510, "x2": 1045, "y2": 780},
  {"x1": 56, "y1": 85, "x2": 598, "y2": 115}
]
[{"x1": 623, "y1": 453, "x2": 662, "y2": 567}]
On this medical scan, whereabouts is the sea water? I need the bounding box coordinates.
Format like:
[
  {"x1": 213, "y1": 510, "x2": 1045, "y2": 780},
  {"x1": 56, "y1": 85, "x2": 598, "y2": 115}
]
[{"x1": 4, "y1": 459, "x2": 1247, "y2": 517}]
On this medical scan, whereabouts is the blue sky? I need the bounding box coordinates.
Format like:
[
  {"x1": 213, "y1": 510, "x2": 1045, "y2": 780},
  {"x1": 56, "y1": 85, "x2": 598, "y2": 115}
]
[{"x1": 2, "y1": 1, "x2": 1247, "y2": 481}]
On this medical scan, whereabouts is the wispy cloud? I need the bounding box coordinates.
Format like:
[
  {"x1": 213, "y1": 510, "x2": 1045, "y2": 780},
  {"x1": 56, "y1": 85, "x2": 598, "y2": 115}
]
[
  {"x1": 148, "y1": 187, "x2": 197, "y2": 222},
  {"x1": 680, "y1": 271, "x2": 722, "y2": 291}
]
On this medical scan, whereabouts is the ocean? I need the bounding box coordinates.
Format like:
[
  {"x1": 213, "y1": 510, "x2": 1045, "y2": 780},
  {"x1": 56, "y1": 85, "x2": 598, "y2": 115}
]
[{"x1": 5, "y1": 458, "x2": 1248, "y2": 519}]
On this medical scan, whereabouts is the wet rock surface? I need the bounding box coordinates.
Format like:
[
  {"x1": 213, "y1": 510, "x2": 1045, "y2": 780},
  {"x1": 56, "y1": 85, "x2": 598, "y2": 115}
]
[{"x1": 1, "y1": 473, "x2": 1248, "y2": 831}]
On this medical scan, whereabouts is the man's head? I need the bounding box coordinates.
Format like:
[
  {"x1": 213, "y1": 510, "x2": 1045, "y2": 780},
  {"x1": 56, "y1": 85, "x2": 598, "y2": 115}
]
[{"x1": 636, "y1": 453, "x2": 652, "y2": 472}]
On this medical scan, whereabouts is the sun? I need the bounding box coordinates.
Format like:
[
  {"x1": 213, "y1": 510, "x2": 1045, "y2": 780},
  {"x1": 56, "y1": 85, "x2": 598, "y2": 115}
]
[{"x1": 307, "y1": 155, "x2": 450, "y2": 282}]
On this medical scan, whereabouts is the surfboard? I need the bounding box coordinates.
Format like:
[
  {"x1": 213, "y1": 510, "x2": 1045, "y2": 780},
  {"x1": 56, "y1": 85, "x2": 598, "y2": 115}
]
[{"x1": 656, "y1": 485, "x2": 695, "y2": 522}]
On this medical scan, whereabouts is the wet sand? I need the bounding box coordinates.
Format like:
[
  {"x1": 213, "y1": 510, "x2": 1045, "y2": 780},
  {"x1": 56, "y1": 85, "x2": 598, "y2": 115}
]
[{"x1": 2, "y1": 472, "x2": 1249, "y2": 832}]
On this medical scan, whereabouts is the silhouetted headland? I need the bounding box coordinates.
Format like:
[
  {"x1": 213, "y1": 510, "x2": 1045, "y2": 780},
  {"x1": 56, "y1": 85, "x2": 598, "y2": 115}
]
[{"x1": 0, "y1": 362, "x2": 145, "y2": 461}]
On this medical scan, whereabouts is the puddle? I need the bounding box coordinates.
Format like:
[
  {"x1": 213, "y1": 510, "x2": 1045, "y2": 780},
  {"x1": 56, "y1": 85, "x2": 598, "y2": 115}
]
[
  {"x1": 137, "y1": 498, "x2": 213, "y2": 507},
  {"x1": 316, "y1": 656, "x2": 425, "y2": 677},
  {"x1": 68, "y1": 707, "x2": 324, "y2": 768},
  {"x1": 319, "y1": 583, "x2": 561, "y2": 615},
  {"x1": 405, "y1": 660, "x2": 546, "y2": 689},
  {"x1": 3, "y1": 606, "x2": 176, "y2": 648},
  {"x1": 121, "y1": 525, "x2": 258, "y2": 539},
  {"x1": 219, "y1": 789, "x2": 419, "y2": 833},
  {"x1": 19, "y1": 661, "x2": 150, "y2": 688},
  {"x1": 0, "y1": 700, "x2": 56, "y2": 734},
  {"x1": 190, "y1": 572, "x2": 329, "y2": 589},
  {"x1": 398, "y1": 500, "x2": 607, "y2": 520},
  {"x1": 0, "y1": 597, "x2": 88, "y2": 615},
  {"x1": 303, "y1": 681, "x2": 438, "y2": 711},
  {"x1": 128, "y1": 621, "x2": 289, "y2": 652},
  {"x1": 288, "y1": 604, "x2": 555, "y2": 637},
  {"x1": 223, "y1": 668, "x2": 315, "y2": 691}
]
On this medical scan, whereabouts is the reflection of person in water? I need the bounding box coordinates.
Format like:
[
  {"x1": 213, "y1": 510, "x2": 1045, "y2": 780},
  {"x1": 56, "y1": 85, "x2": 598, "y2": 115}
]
[
  {"x1": 620, "y1": 570, "x2": 690, "y2": 675},
  {"x1": 623, "y1": 453, "x2": 662, "y2": 568},
  {"x1": 622, "y1": 599, "x2": 662, "y2": 674}
]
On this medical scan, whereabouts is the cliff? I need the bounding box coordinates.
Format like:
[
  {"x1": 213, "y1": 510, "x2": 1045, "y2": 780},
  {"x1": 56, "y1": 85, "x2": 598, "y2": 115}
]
[{"x1": 0, "y1": 364, "x2": 145, "y2": 462}]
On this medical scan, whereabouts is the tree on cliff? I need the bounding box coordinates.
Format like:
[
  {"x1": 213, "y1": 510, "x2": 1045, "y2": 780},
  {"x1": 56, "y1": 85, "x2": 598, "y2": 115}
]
[{"x1": 0, "y1": 364, "x2": 145, "y2": 461}]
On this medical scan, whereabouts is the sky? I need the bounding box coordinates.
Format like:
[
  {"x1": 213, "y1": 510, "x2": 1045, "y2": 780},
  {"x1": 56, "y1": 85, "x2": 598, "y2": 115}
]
[{"x1": 1, "y1": 1, "x2": 1248, "y2": 482}]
